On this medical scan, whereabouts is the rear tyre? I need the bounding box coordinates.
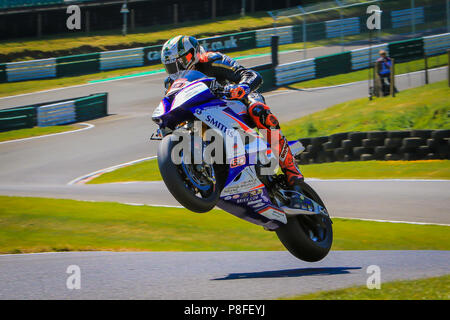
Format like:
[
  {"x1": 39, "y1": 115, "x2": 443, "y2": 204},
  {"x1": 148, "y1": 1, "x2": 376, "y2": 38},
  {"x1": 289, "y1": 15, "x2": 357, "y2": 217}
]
[
  {"x1": 157, "y1": 134, "x2": 221, "y2": 213},
  {"x1": 275, "y1": 182, "x2": 333, "y2": 262}
]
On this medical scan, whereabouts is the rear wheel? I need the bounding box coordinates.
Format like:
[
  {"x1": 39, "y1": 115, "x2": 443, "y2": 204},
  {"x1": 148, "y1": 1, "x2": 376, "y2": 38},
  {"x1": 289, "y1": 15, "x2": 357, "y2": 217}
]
[
  {"x1": 275, "y1": 182, "x2": 333, "y2": 262},
  {"x1": 157, "y1": 134, "x2": 222, "y2": 213}
]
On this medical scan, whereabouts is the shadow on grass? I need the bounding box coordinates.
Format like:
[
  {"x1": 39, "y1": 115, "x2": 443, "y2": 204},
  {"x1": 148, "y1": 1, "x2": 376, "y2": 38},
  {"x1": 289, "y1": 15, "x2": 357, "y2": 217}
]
[{"x1": 213, "y1": 266, "x2": 361, "y2": 280}]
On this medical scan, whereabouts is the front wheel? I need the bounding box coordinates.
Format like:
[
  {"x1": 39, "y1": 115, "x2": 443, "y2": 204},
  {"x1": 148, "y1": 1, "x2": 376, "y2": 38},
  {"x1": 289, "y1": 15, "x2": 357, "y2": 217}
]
[
  {"x1": 275, "y1": 182, "x2": 333, "y2": 262},
  {"x1": 157, "y1": 134, "x2": 222, "y2": 213}
]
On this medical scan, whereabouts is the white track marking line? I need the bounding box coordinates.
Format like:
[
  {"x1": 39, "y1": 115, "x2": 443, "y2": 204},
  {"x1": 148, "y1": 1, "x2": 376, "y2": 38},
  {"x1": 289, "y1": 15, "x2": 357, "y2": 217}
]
[
  {"x1": 1, "y1": 58, "x2": 445, "y2": 101},
  {"x1": 0, "y1": 122, "x2": 94, "y2": 145},
  {"x1": 306, "y1": 178, "x2": 450, "y2": 182},
  {"x1": 0, "y1": 83, "x2": 103, "y2": 101},
  {"x1": 63, "y1": 199, "x2": 450, "y2": 226},
  {"x1": 67, "y1": 155, "x2": 157, "y2": 185},
  {"x1": 332, "y1": 216, "x2": 450, "y2": 226},
  {"x1": 0, "y1": 73, "x2": 166, "y2": 101},
  {"x1": 68, "y1": 153, "x2": 449, "y2": 186}
]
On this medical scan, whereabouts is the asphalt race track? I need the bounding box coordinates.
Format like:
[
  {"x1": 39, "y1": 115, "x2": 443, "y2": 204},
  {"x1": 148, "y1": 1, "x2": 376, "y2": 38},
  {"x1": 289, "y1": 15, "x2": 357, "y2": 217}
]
[
  {"x1": 0, "y1": 47, "x2": 449, "y2": 299},
  {"x1": 0, "y1": 250, "x2": 449, "y2": 299}
]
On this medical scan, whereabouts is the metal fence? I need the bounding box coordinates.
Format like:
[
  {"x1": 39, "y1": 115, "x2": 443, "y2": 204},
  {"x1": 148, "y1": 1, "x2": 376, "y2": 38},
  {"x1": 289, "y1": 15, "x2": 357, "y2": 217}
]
[
  {"x1": 1, "y1": 0, "x2": 449, "y2": 83},
  {"x1": 275, "y1": 32, "x2": 450, "y2": 86}
]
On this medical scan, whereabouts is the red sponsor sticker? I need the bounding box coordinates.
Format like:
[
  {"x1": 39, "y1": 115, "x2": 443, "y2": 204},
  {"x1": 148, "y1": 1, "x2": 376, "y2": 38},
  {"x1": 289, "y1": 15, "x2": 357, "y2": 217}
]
[{"x1": 230, "y1": 155, "x2": 246, "y2": 168}]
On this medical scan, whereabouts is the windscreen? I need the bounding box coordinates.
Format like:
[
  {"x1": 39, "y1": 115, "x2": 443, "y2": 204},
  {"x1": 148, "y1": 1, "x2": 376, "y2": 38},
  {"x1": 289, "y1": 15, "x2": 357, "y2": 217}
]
[{"x1": 166, "y1": 70, "x2": 214, "y2": 96}]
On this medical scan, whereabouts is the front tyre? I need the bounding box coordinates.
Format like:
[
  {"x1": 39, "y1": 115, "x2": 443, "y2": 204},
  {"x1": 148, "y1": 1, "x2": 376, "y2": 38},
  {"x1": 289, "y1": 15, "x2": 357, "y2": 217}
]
[
  {"x1": 275, "y1": 182, "x2": 333, "y2": 262},
  {"x1": 157, "y1": 134, "x2": 221, "y2": 213}
]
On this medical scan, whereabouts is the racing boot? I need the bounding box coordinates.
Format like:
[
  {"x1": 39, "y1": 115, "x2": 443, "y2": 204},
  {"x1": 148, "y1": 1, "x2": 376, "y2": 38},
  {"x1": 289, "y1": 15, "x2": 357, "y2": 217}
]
[
  {"x1": 278, "y1": 136, "x2": 305, "y2": 209},
  {"x1": 248, "y1": 102, "x2": 304, "y2": 209}
]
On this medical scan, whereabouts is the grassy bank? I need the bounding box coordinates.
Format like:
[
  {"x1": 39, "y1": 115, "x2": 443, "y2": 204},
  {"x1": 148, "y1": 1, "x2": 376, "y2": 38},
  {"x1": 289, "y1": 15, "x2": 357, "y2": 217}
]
[
  {"x1": 1, "y1": 42, "x2": 447, "y2": 98},
  {"x1": 0, "y1": 196, "x2": 448, "y2": 254},
  {"x1": 285, "y1": 274, "x2": 450, "y2": 300},
  {"x1": 0, "y1": 4, "x2": 370, "y2": 62},
  {"x1": 87, "y1": 158, "x2": 450, "y2": 184},
  {"x1": 282, "y1": 81, "x2": 449, "y2": 139},
  {"x1": 0, "y1": 124, "x2": 81, "y2": 142},
  {"x1": 286, "y1": 275, "x2": 450, "y2": 300},
  {"x1": 0, "y1": 13, "x2": 278, "y2": 62},
  {"x1": 300, "y1": 160, "x2": 450, "y2": 180},
  {"x1": 0, "y1": 0, "x2": 443, "y2": 62}
]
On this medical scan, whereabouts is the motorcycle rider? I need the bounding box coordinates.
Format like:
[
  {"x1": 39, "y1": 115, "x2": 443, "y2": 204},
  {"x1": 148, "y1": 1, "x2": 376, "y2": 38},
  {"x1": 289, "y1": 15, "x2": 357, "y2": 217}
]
[{"x1": 160, "y1": 35, "x2": 304, "y2": 209}]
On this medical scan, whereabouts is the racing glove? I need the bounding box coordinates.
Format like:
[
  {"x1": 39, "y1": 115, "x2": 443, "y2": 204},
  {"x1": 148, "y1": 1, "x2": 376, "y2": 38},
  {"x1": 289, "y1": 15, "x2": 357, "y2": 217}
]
[{"x1": 224, "y1": 84, "x2": 250, "y2": 100}]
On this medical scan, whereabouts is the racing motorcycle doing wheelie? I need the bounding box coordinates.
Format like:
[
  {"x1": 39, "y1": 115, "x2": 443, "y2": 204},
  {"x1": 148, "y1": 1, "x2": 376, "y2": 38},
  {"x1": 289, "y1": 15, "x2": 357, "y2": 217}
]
[{"x1": 151, "y1": 70, "x2": 333, "y2": 262}]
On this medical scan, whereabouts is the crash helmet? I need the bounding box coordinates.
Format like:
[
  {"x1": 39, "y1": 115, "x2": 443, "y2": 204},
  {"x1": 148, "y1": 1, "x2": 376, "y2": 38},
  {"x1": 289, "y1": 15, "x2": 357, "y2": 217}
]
[{"x1": 161, "y1": 35, "x2": 204, "y2": 75}]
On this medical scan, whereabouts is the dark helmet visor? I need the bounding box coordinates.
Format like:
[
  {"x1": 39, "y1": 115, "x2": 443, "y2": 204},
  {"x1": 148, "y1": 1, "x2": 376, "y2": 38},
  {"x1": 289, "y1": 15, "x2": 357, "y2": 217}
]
[
  {"x1": 178, "y1": 51, "x2": 193, "y2": 69},
  {"x1": 164, "y1": 62, "x2": 179, "y2": 75}
]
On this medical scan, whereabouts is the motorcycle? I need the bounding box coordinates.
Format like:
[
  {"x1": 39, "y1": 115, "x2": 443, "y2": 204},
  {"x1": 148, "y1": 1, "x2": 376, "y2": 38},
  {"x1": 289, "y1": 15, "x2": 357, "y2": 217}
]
[{"x1": 151, "y1": 70, "x2": 332, "y2": 262}]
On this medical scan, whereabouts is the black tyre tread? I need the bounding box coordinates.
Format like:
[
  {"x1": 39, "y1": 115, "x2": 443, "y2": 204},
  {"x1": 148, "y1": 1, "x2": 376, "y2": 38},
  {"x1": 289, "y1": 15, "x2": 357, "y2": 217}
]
[
  {"x1": 411, "y1": 130, "x2": 433, "y2": 139},
  {"x1": 299, "y1": 138, "x2": 312, "y2": 146},
  {"x1": 353, "y1": 146, "x2": 374, "y2": 157},
  {"x1": 367, "y1": 131, "x2": 388, "y2": 140},
  {"x1": 431, "y1": 129, "x2": 450, "y2": 140},
  {"x1": 275, "y1": 182, "x2": 333, "y2": 262},
  {"x1": 384, "y1": 138, "x2": 402, "y2": 148},
  {"x1": 402, "y1": 137, "x2": 424, "y2": 149},
  {"x1": 329, "y1": 132, "x2": 349, "y2": 144},
  {"x1": 362, "y1": 138, "x2": 384, "y2": 148},
  {"x1": 360, "y1": 153, "x2": 375, "y2": 161},
  {"x1": 348, "y1": 132, "x2": 367, "y2": 142},
  {"x1": 310, "y1": 136, "x2": 329, "y2": 147},
  {"x1": 341, "y1": 139, "x2": 358, "y2": 149},
  {"x1": 157, "y1": 135, "x2": 220, "y2": 213},
  {"x1": 385, "y1": 153, "x2": 402, "y2": 160},
  {"x1": 388, "y1": 131, "x2": 411, "y2": 139}
]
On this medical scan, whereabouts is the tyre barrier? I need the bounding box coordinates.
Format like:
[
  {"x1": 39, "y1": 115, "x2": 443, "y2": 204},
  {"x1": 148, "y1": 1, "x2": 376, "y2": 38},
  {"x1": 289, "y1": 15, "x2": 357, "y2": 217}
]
[{"x1": 296, "y1": 129, "x2": 450, "y2": 164}]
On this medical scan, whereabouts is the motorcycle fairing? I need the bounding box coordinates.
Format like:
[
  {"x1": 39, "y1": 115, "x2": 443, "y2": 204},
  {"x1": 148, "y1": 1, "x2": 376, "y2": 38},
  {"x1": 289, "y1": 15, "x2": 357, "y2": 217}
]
[
  {"x1": 153, "y1": 70, "x2": 324, "y2": 229},
  {"x1": 192, "y1": 104, "x2": 287, "y2": 226}
]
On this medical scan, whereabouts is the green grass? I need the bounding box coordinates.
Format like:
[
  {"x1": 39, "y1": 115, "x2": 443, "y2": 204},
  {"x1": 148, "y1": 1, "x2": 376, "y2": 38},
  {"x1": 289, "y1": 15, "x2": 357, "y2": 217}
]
[
  {"x1": 284, "y1": 274, "x2": 450, "y2": 300},
  {"x1": 88, "y1": 158, "x2": 161, "y2": 184},
  {"x1": 301, "y1": 160, "x2": 450, "y2": 180},
  {"x1": 1, "y1": 1, "x2": 444, "y2": 62},
  {"x1": 1, "y1": 16, "x2": 447, "y2": 98},
  {"x1": 0, "y1": 124, "x2": 80, "y2": 142},
  {"x1": 2, "y1": 0, "x2": 440, "y2": 62},
  {"x1": 87, "y1": 158, "x2": 450, "y2": 184},
  {"x1": 0, "y1": 13, "x2": 282, "y2": 61},
  {"x1": 287, "y1": 53, "x2": 449, "y2": 89},
  {"x1": 282, "y1": 81, "x2": 450, "y2": 139},
  {"x1": 2, "y1": 41, "x2": 447, "y2": 99},
  {"x1": 0, "y1": 196, "x2": 449, "y2": 254}
]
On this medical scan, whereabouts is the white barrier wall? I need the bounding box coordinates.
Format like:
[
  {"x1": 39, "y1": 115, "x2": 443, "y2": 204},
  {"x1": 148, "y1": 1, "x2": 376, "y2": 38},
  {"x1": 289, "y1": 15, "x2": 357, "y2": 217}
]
[
  {"x1": 6, "y1": 58, "x2": 57, "y2": 82},
  {"x1": 391, "y1": 7, "x2": 424, "y2": 29},
  {"x1": 275, "y1": 32, "x2": 450, "y2": 86},
  {"x1": 423, "y1": 33, "x2": 450, "y2": 56},
  {"x1": 275, "y1": 58, "x2": 315, "y2": 86},
  {"x1": 351, "y1": 44, "x2": 389, "y2": 70},
  {"x1": 256, "y1": 26, "x2": 293, "y2": 47},
  {"x1": 325, "y1": 17, "x2": 360, "y2": 39},
  {"x1": 99, "y1": 48, "x2": 144, "y2": 71},
  {"x1": 37, "y1": 100, "x2": 76, "y2": 127}
]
